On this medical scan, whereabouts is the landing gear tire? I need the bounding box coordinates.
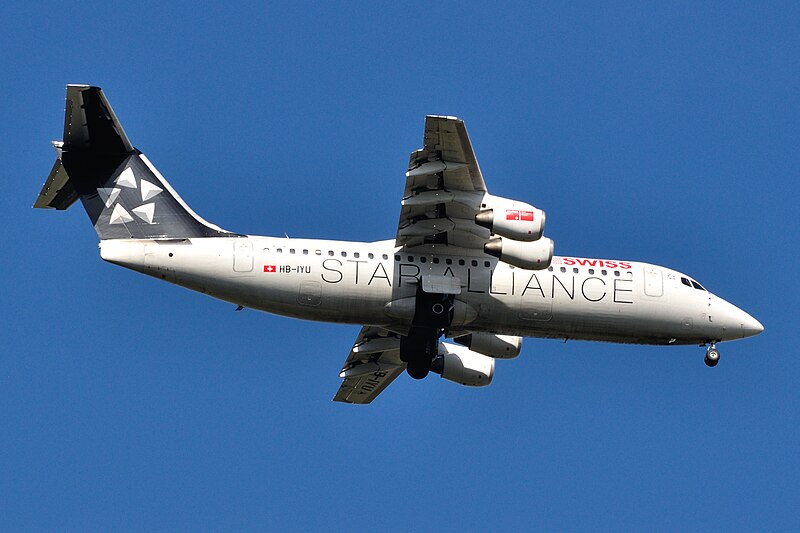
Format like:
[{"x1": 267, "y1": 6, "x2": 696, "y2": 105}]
[
  {"x1": 401, "y1": 326, "x2": 438, "y2": 380},
  {"x1": 704, "y1": 347, "x2": 720, "y2": 367},
  {"x1": 407, "y1": 359, "x2": 430, "y2": 380}
]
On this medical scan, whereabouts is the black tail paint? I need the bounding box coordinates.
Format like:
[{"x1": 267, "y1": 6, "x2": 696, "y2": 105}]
[{"x1": 35, "y1": 85, "x2": 236, "y2": 240}]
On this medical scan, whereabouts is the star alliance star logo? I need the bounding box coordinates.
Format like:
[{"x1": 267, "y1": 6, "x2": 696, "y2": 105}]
[{"x1": 97, "y1": 167, "x2": 163, "y2": 225}]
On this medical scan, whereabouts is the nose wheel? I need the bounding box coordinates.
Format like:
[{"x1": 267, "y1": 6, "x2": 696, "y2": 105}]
[{"x1": 704, "y1": 343, "x2": 720, "y2": 367}]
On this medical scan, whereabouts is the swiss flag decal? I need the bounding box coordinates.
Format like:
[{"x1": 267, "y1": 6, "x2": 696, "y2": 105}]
[
  {"x1": 506, "y1": 210, "x2": 520, "y2": 221},
  {"x1": 520, "y1": 210, "x2": 534, "y2": 221},
  {"x1": 264, "y1": 265, "x2": 276, "y2": 273}
]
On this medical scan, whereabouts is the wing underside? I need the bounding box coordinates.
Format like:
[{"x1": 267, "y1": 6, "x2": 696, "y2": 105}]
[
  {"x1": 334, "y1": 115, "x2": 545, "y2": 403},
  {"x1": 337, "y1": 118, "x2": 489, "y2": 403},
  {"x1": 333, "y1": 327, "x2": 405, "y2": 404},
  {"x1": 395, "y1": 116, "x2": 491, "y2": 250}
]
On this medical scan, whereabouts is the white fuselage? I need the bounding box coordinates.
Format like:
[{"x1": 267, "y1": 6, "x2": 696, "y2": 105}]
[{"x1": 99, "y1": 236, "x2": 760, "y2": 347}]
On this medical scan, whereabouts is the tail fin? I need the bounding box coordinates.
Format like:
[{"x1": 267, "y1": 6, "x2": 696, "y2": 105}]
[{"x1": 34, "y1": 85, "x2": 235, "y2": 240}]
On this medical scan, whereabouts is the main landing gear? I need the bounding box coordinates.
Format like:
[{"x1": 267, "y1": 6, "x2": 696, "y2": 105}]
[
  {"x1": 704, "y1": 342, "x2": 720, "y2": 367},
  {"x1": 401, "y1": 327, "x2": 439, "y2": 379},
  {"x1": 400, "y1": 283, "x2": 455, "y2": 380}
]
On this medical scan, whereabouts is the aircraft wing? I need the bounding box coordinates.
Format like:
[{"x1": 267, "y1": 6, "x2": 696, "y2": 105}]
[
  {"x1": 333, "y1": 327, "x2": 406, "y2": 404},
  {"x1": 396, "y1": 115, "x2": 492, "y2": 250}
]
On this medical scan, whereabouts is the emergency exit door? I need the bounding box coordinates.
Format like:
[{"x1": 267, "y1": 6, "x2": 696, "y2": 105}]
[{"x1": 233, "y1": 240, "x2": 253, "y2": 272}]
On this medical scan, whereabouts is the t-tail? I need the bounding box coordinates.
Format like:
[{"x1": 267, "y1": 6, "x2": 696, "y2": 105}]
[{"x1": 34, "y1": 85, "x2": 235, "y2": 240}]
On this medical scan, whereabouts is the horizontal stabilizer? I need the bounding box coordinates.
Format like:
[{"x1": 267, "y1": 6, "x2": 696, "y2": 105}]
[{"x1": 34, "y1": 150, "x2": 78, "y2": 210}]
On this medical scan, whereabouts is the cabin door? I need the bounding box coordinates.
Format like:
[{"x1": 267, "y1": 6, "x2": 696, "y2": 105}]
[{"x1": 643, "y1": 267, "x2": 663, "y2": 297}]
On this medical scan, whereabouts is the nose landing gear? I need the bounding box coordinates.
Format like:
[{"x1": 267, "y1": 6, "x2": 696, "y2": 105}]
[{"x1": 704, "y1": 343, "x2": 720, "y2": 367}]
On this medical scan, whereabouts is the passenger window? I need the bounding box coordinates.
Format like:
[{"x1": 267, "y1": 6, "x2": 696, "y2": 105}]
[
  {"x1": 446, "y1": 258, "x2": 452, "y2": 265},
  {"x1": 433, "y1": 257, "x2": 440, "y2": 264},
  {"x1": 601, "y1": 269, "x2": 607, "y2": 276},
  {"x1": 408, "y1": 256, "x2": 414, "y2": 262},
  {"x1": 484, "y1": 261, "x2": 490, "y2": 267},
  {"x1": 458, "y1": 259, "x2": 465, "y2": 266},
  {"x1": 627, "y1": 271, "x2": 633, "y2": 277},
  {"x1": 290, "y1": 249, "x2": 295, "y2": 254},
  {"x1": 368, "y1": 253, "x2": 374, "y2": 259},
  {"x1": 328, "y1": 250, "x2": 334, "y2": 256},
  {"x1": 382, "y1": 254, "x2": 388, "y2": 260},
  {"x1": 354, "y1": 252, "x2": 360, "y2": 258},
  {"x1": 573, "y1": 268, "x2": 579, "y2": 274},
  {"x1": 420, "y1": 257, "x2": 427, "y2": 263},
  {"x1": 341, "y1": 251, "x2": 347, "y2": 257},
  {"x1": 560, "y1": 267, "x2": 566, "y2": 273},
  {"x1": 303, "y1": 249, "x2": 308, "y2": 255},
  {"x1": 315, "y1": 250, "x2": 321, "y2": 255},
  {"x1": 277, "y1": 248, "x2": 283, "y2": 253},
  {"x1": 548, "y1": 266, "x2": 553, "y2": 272},
  {"x1": 471, "y1": 260, "x2": 478, "y2": 267},
  {"x1": 614, "y1": 271, "x2": 620, "y2": 277},
  {"x1": 588, "y1": 268, "x2": 595, "y2": 275},
  {"x1": 264, "y1": 248, "x2": 270, "y2": 253}
]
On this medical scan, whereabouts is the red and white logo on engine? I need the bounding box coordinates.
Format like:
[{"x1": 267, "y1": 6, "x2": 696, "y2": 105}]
[{"x1": 506, "y1": 210, "x2": 534, "y2": 221}]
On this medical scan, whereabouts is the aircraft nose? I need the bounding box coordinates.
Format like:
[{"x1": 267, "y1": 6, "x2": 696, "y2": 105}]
[
  {"x1": 741, "y1": 312, "x2": 764, "y2": 338},
  {"x1": 711, "y1": 295, "x2": 764, "y2": 340}
]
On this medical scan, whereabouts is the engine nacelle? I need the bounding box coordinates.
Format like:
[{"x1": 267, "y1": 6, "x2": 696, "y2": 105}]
[
  {"x1": 475, "y1": 194, "x2": 545, "y2": 241},
  {"x1": 430, "y1": 343, "x2": 494, "y2": 387},
  {"x1": 484, "y1": 236, "x2": 553, "y2": 270},
  {"x1": 454, "y1": 333, "x2": 522, "y2": 359}
]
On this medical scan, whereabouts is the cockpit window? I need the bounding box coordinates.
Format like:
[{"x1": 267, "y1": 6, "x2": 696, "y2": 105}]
[
  {"x1": 681, "y1": 276, "x2": 706, "y2": 291},
  {"x1": 690, "y1": 280, "x2": 706, "y2": 291}
]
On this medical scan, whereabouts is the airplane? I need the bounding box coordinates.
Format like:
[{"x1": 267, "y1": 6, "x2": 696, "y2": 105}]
[{"x1": 35, "y1": 85, "x2": 764, "y2": 404}]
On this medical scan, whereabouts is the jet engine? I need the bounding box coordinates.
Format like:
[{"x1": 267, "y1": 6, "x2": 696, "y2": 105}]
[
  {"x1": 475, "y1": 195, "x2": 545, "y2": 241},
  {"x1": 484, "y1": 236, "x2": 553, "y2": 270},
  {"x1": 454, "y1": 332, "x2": 522, "y2": 359},
  {"x1": 430, "y1": 343, "x2": 494, "y2": 387}
]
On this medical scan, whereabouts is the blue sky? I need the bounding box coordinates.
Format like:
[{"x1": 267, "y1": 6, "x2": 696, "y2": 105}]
[{"x1": 2, "y1": 1, "x2": 798, "y2": 530}]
